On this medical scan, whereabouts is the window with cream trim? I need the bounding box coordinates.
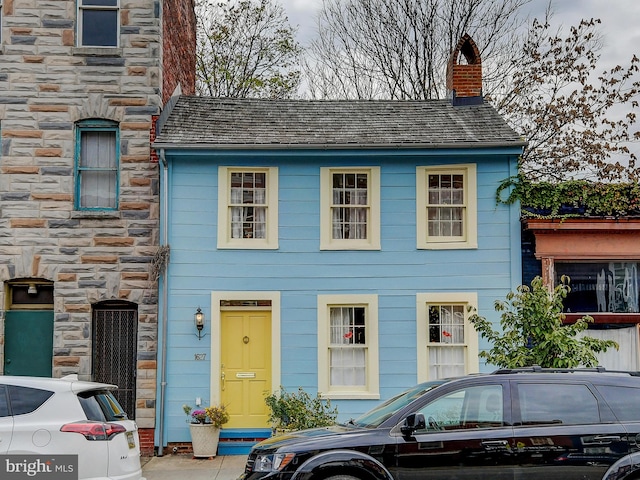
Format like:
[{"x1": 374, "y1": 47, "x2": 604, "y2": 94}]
[
  {"x1": 320, "y1": 167, "x2": 380, "y2": 250},
  {"x1": 318, "y1": 294, "x2": 379, "y2": 399},
  {"x1": 416, "y1": 164, "x2": 477, "y2": 249},
  {"x1": 217, "y1": 167, "x2": 278, "y2": 249},
  {"x1": 416, "y1": 292, "x2": 479, "y2": 381}
]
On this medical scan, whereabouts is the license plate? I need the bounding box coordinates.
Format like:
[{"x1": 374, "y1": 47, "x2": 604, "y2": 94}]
[{"x1": 126, "y1": 431, "x2": 135, "y2": 449}]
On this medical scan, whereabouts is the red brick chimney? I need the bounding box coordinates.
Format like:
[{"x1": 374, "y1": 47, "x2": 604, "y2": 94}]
[{"x1": 446, "y1": 34, "x2": 483, "y2": 105}]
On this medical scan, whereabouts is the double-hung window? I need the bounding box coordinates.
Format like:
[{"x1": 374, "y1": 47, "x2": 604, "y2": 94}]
[
  {"x1": 78, "y1": 0, "x2": 119, "y2": 47},
  {"x1": 416, "y1": 164, "x2": 477, "y2": 249},
  {"x1": 318, "y1": 294, "x2": 379, "y2": 399},
  {"x1": 416, "y1": 292, "x2": 479, "y2": 381},
  {"x1": 75, "y1": 119, "x2": 119, "y2": 210},
  {"x1": 217, "y1": 167, "x2": 278, "y2": 249},
  {"x1": 320, "y1": 168, "x2": 380, "y2": 250}
]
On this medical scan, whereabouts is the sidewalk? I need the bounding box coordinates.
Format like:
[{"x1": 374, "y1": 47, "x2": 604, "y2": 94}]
[{"x1": 142, "y1": 454, "x2": 248, "y2": 480}]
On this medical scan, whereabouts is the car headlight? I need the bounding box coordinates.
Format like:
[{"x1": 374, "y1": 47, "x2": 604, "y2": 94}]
[{"x1": 253, "y1": 453, "x2": 295, "y2": 472}]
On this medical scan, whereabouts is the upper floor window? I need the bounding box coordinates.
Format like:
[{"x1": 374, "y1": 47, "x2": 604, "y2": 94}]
[
  {"x1": 318, "y1": 294, "x2": 379, "y2": 399},
  {"x1": 217, "y1": 167, "x2": 278, "y2": 249},
  {"x1": 416, "y1": 292, "x2": 479, "y2": 381},
  {"x1": 78, "y1": 0, "x2": 119, "y2": 47},
  {"x1": 320, "y1": 167, "x2": 380, "y2": 250},
  {"x1": 416, "y1": 164, "x2": 477, "y2": 249},
  {"x1": 75, "y1": 119, "x2": 119, "y2": 210}
]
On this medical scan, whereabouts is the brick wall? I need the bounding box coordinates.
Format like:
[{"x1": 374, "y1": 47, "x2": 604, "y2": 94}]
[
  {"x1": 446, "y1": 34, "x2": 483, "y2": 99},
  {"x1": 162, "y1": 0, "x2": 197, "y2": 102},
  {"x1": 139, "y1": 428, "x2": 156, "y2": 456}
]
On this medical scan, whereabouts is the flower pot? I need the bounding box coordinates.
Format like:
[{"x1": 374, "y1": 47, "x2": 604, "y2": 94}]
[{"x1": 189, "y1": 423, "x2": 220, "y2": 458}]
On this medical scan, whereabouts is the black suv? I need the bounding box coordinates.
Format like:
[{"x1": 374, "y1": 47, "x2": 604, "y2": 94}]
[{"x1": 239, "y1": 367, "x2": 640, "y2": 480}]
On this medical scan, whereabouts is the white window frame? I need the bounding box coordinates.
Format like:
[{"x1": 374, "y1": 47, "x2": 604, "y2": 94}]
[
  {"x1": 416, "y1": 164, "x2": 477, "y2": 249},
  {"x1": 77, "y1": 0, "x2": 120, "y2": 48},
  {"x1": 416, "y1": 292, "x2": 479, "y2": 382},
  {"x1": 217, "y1": 166, "x2": 278, "y2": 249},
  {"x1": 320, "y1": 167, "x2": 381, "y2": 250},
  {"x1": 318, "y1": 294, "x2": 379, "y2": 399}
]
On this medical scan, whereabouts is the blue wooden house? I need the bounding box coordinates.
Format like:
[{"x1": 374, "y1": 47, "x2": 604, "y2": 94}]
[{"x1": 152, "y1": 36, "x2": 526, "y2": 453}]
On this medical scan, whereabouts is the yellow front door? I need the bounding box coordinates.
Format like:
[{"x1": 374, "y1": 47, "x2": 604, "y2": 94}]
[{"x1": 221, "y1": 310, "x2": 272, "y2": 428}]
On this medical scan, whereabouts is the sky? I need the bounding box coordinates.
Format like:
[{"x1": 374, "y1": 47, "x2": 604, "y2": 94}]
[
  {"x1": 281, "y1": 0, "x2": 640, "y2": 74},
  {"x1": 279, "y1": 0, "x2": 640, "y2": 161}
]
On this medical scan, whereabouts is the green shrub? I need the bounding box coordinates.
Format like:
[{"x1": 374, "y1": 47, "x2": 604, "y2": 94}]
[{"x1": 265, "y1": 386, "x2": 338, "y2": 432}]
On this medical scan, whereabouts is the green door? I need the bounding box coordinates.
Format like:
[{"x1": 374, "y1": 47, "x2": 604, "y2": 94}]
[{"x1": 4, "y1": 310, "x2": 54, "y2": 376}]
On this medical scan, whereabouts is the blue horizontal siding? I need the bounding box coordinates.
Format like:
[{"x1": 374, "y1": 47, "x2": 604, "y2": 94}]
[{"x1": 160, "y1": 149, "x2": 521, "y2": 442}]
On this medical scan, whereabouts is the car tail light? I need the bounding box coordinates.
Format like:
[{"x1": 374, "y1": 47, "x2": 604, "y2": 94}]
[{"x1": 61, "y1": 421, "x2": 127, "y2": 441}]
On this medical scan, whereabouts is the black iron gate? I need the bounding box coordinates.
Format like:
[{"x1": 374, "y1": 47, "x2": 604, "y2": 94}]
[{"x1": 92, "y1": 302, "x2": 137, "y2": 419}]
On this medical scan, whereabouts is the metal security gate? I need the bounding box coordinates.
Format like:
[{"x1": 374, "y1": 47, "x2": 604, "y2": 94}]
[{"x1": 92, "y1": 302, "x2": 137, "y2": 419}]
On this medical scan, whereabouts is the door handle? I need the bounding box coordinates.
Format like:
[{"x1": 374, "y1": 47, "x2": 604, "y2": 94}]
[
  {"x1": 221, "y1": 371, "x2": 225, "y2": 391},
  {"x1": 481, "y1": 440, "x2": 509, "y2": 447},
  {"x1": 593, "y1": 435, "x2": 621, "y2": 444}
]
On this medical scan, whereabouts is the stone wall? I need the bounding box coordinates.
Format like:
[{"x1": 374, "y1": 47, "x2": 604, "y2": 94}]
[{"x1": 0, "y1": 0, "x2": 193, "y2": 439}]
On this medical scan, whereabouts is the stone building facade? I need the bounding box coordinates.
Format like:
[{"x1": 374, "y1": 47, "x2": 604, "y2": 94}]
[{"x1": 0, "y1": 0, "x2": 195, "y2": 454}]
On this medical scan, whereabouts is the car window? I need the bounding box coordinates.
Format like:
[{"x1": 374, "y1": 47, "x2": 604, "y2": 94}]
[
  {"x1": 352, "y1": 381, "x2": 443, "y2": 427},
  {"x1": 78, "y1": 390, "x2": 128, "y2": 421},
  {"x1": 516, "y1": 383, "x2": 599, "y2": 426},
  {"x1": 417, "y1": 384, "x2": 504, "y2": 432},
  {"x1": 596, "y1": 385, "x2": 640, "y2": 422},
  {"x1": 7, "y1": 385, "x2": 54, "y2": 415},
  {"x1": 0, "y1": 386, "x2": 9, "y2": 417}
]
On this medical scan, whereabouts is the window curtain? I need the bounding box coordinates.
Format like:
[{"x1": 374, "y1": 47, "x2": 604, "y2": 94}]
[
  {"x1": 230, "y1": 188, "x2": 266, "y2": 239},
  {"x1": 578, "y1": 326, "x2": 639, "y2": 370},
  {"x1": 429, "y1": 346, "x2": 465, "y2": 379},
  {"x1": 329, "y1": 307, "x2": 366, "y2": 386},
  {"x1": 80, "y1": 130, "x2": 116, "y2": 208}
]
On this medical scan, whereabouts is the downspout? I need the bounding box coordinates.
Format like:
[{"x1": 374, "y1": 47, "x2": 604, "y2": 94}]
[{"x1": 156, "y1": 148, "x2": 170, "y2": 456}]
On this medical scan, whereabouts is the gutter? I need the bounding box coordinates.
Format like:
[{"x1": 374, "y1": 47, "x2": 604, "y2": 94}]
[
  {"x1": 151, "y1": 140, "x2": 528, "y2": 151},
  {"x1": 156, "y1": 148, "x2": 170, "y2": 456}
]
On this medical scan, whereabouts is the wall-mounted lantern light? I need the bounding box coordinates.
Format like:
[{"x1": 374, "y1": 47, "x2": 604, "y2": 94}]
[{"x1": 194, "y1": 307, "x2": 206, "y2": 340}]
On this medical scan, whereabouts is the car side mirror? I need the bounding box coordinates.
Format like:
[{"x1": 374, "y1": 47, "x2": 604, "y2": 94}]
[{"x1": 400, "y1": 413, "x2": 426, "y2": 436}]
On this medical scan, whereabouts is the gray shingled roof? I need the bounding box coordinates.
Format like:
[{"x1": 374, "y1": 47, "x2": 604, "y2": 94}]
[{"x1": 154, "y1": 96, "x2": 525, "y2": 150}]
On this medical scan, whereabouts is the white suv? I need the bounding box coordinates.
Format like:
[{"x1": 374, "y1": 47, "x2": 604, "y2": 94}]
[{"x1": 0, "y1": 375, "x2": 144, "y2": 480}]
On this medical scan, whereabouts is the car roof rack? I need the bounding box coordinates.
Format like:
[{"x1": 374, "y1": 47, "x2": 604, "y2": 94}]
[{"x1": 492, "y1": 365, "x2": 640, "y2": 376}]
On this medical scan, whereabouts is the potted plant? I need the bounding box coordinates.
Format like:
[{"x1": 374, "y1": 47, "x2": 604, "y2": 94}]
[{"x1": 182, "y1": 403, "x2": 229, "y2": 458}]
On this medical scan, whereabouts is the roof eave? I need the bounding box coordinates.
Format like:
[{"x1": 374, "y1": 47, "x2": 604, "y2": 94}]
[{"x1": 152, "y1": 140, "x2": 527, "y2": 151}]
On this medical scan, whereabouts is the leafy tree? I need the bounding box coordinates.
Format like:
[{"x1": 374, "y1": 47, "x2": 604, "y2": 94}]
[
  {"x1": 196, "y1": 0, "x2": 302, "y2": 98},
  {"x1": 493, "y1": 16, "x2": 640, "y2": 182},
  {"x1": 468, "y1": 276, "x2": 618, "y2": 368}
]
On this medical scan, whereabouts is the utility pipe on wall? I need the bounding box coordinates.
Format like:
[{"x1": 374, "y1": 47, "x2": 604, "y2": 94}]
[{"x1": 156, "y1": 148, "x2": 170, "y2": 456}]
